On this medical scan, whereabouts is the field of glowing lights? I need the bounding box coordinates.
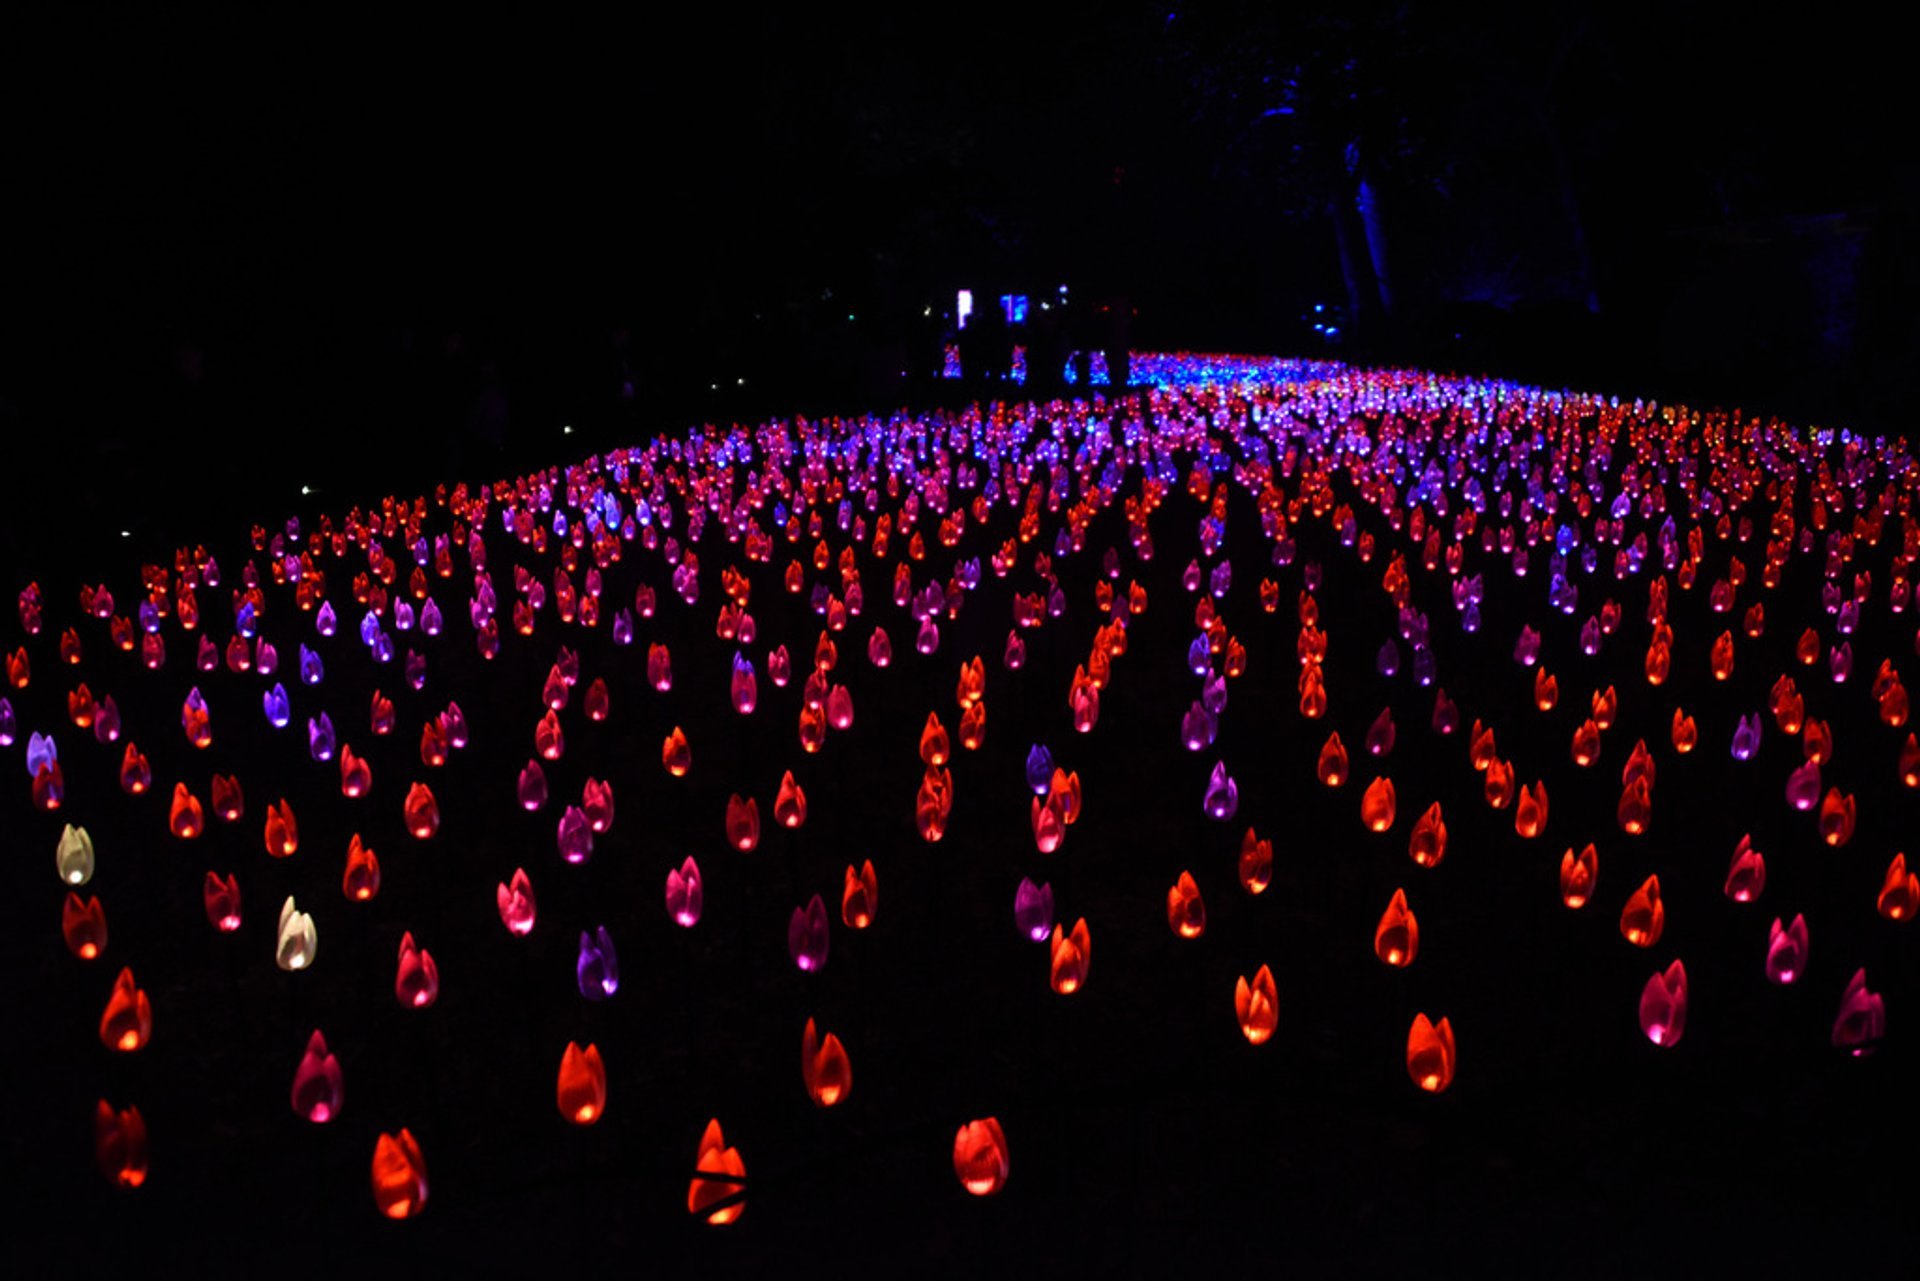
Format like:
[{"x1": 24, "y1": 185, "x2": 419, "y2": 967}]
[{"x1": 13, "y1": 352, "x2": 1913, "y2": 1273}]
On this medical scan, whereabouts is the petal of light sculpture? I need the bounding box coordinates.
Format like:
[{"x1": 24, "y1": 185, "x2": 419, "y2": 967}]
[
  {"x1": 1374, "y1": 888, "x2": 1419, "y2": 966},
  {"x1": 291, "y1": 1030, "x2": 344, "y2": 1122},
  {"x1": 1878, "y1": 853, "x2": 1919, "y2": 921},
  {"x1": 1620, "y1": 875, "x2": 1664, "y2": 946},
  {"x1": 1561, "y1": 844, "x2": 1599, "y2": 909},
  {"x1": 395, "y1": 932, "x2": 440, "y2": 1007},
  {"x1": 204, "y1": 871, "x2": 242, "y2": 932},
  {"x1": 1239, "y1": 827, "x2": 1273, "y2": 895},
  {"x1": 1639, "y1": 960, "x2": 1688, "y2": 1047},
  {"x1": 99, "y1": 967, "x2": 151, "y2": 1052},
  {"x1": 1014, "y1": 878, "x2": 1055, "y2": 941},
  {"x1": 276, "y1": 897, "x2": 318, "y2": 971},
  {"x1": 1406, "y1": 1013, "x2": 1456, "y2": 1092},
  {"x1": 726, "y1": 794, "x2": 760, "y2": 852},
  {"x1": 952, "y1": 1118, "x2": 1010, "y2": 1196},
  {"x1": 577, "y1": 926, "x2": 620, "y2": 1000},
  {"x1": 557, "y1": 805, "x2": 594, "y2": 865},
  {"x1": 841, "y1": 860, "x2": 878, "y2": 929},
  {"x1": 1317, "y1": 732, "x2": 1349, "y2": 786},
  {"x1": 688, "y1": 1119, "x2": 747, "y2": 1224},
  {"x1": 1361, "y1": 776, "x2": 1397, "y2": 832},
  {"x1": 1832, "y1": 969, "x2": 1886, "y2": 1055},
  {"x1": 211, "y1": 772, "x2": 244, "y2": 822},
  {"x1": 62, "y1": 893, "x2": 107, "y2": 959},
  {"x1": 666, "y1": 857, "x2": 704, "y2": 927},
  {"x1": 1764, "y1": 914, "x2": 1809, "y2": 985},
  {"x1": 789, "y1": 895, "x2": 831, "y2": 972},
  {"x1": 264, "y1": 799, "x2": 298, "y2": 858},
  {"x1": 169, "y1": 783, "x2": 205, "y2": 840},
  {"x1": 774, "y1": 770, "x2": 808, "y2": 829},
  {"x1": 1408, "y1": 802, "x2": 1446, "y2": 868},
  {"x1": 497, "y1": 868, "x2": 537, "y2": 936},
  {"x1": 1234, "y1": 965, "x2": 1279, "y2": 1044},
  {"x1": 95, "y1": 1101, "x2": 148, "y2": 1188},
  {"x1": 1817, "y1": 789, "x2": 1857, "y2": 847},
  {"x1": 662, "y1": 727, "x2": 691, "y2": 777},
  {"x1": 1049, "y1": 918, "x2": 1091, "y2": 994},
  {"x1": 1166, "y1": 871, "x2": 1207, "y2": 938},
  {"x1": 404, "y1": 783, "x2": 439, "y2": 839},
  {"x1": 801, "y1": 1018, "x2": 852, "y2": 1108},
  {"x1": 56, "y1": 823, "x2": 94, "y2": 886},
  {"x1": 371, "y1": 1129, "x2": 428, "y2": 1220},
  {"x1": 1723, "y1": 835, "x2": 1766, "y2": 903},
  {"x1": 517, "y1": 759, "x2": 548, "y2": 811},
  {"x1": 557, "y1": 1042, "x2": 607, "y2": 1124}
]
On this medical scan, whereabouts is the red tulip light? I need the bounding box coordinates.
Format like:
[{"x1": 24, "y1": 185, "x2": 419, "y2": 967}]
[
  {"x1": 1406, "y1": 1013, "x2": 1456, "y2": 1092},
  {"x1": 371, "y1": 1129, "x2": 428, "y2": 1219},
  {"x1": 953, "y1": 1117, "x2": 1010, "y2": 1196},
  {"x1": 688, "y1": 1119, "x2": 747, "y2": 1225},
  {"x1": 1234, "y1": 965, "x2": 1278, "y2": 1045},
  {"x1": 95, "y1": 1101, "x2": 149, "y2": 1188},
  {"x1": 557, "y1": 1042, "x2": 607, "y2": 1124}
]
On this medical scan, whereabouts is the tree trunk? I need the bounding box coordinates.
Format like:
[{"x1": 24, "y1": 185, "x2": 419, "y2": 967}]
[
  {"x1": 1356, "y1": 174, "x2": 1393, "y2": 316},
  {"x1": 1330, "y1": 197, "x2": 1372, "y2": 330}
]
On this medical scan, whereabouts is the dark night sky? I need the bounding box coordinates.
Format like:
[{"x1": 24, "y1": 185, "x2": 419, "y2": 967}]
[{"x1": 0, "y1": 2, "x2": 1912, "y2": 561}]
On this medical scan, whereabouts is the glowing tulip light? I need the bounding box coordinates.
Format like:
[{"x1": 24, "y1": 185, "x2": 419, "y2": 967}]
[{"x1": 953, "y1": 1117, "x2": 1010, "y2": 1196}]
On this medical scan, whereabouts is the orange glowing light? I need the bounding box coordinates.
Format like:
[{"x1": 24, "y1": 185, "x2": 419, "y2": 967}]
[
  {"x1": 1166, "y1": 871, "x2": 1207, "y2": 939},
  {"x1": 1560, "y1": 843, "x2": 1598, "y2": 909},
  {"x1": 557, "y1": 1042, "x2": 607, "y2": 1125},
  {"x1": 1406, "y1": 1013, "x2": 1456, "y2": 1093},
  {"x1": 688, "y1": 1119, "x2": 747, "y2": 1224},
  {"x1": 1620, "y1": 875, "x2": 1665, "y2": 947},
  {"x1": 801, "y1": 1018, "x2": 852, "y2": 1108},
  {"x1": 1234, "y1": 965, "x2": 1279, "y2": 1045}
]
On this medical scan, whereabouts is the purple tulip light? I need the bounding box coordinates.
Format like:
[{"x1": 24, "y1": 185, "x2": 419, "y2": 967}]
[
  {"x1": 1026, "y1": 745, "x2": 1055, "y2": 796},
  {"x1": 27, "y1": 730, "x2": 57, "y2": 778},
  {"x1": 1785, "y1": 759, "x2": 1822, "y2": 811},
  {"x1": 730, "y1": 653, "x2": 757, "y2": 714},
  {"x1": 1730, "y1": 713, "x2": 1763, "y2": 761},
  {"x1": 576, "y1": 926, "x2": 619, "y2": 1000},
  {"x1": 1014, "y1": 878, "x2": 1055, "y2": 941},
  {"x1": 666, "y1": 857, "x2": 703, "y2": 927},
  {"x1": 1580, "y1": 616, "x2": 1602, "y2": 656},
  {"x1": 1188, "y1": 634, "x2": 1213, "y2": 677},
  {"x1": 299, "y1": 644, "x2": 325, "y2": 686},
  {"x1": 788, "y1": 894, "x2": 830, "y2": 972},
  {"x1": 263, "y1": 684, "x2": 291, "y2": 729},
  {"x1": 1203, "y1": 760, "x2": 1239, "y2": 821},
  {"x1": 1513, "y1": 625, "x2": 1541, "y2": 666},
  {"x1": 1209, "y1": 560, "x2": 1232, "y2": 599},
  {"x1": 440, "y1": 701, "x2": 468, "y2": 750},
  {"x1": 1202, "y1": 673, "x2": 1228, "y2": 715},
  {"x1": 1376, "y1": 639, "x2": 1400, "y2": 678},
  {"x1": 1181, "y1": 701, "x2": 1217, "y2": 752},
  {"x1": 307, "y1": 713, "x2": 335, "y2": 763}
]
